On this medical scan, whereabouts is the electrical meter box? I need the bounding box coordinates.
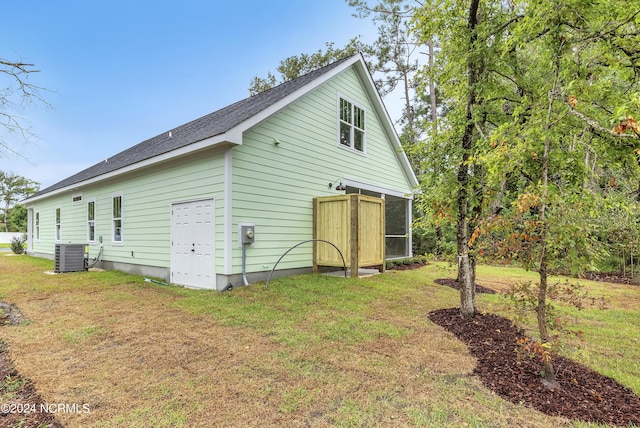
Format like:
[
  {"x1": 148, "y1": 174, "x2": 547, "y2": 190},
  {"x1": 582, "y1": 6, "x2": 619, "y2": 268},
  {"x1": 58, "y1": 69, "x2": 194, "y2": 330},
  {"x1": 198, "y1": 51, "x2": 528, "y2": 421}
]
[{"x1": 240, "y1": 225, "x2": 255, "y2": 245}]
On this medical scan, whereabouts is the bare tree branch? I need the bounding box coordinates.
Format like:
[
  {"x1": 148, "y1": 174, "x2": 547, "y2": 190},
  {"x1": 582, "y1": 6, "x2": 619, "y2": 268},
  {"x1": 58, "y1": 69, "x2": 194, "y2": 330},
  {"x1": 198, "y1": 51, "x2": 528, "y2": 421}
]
[
  {"x1": 1, "y1": 57, "x2": 50, "y2": 156},
  {"x1": 565, "y1": 102, "x2": 640, "y2": 140}
]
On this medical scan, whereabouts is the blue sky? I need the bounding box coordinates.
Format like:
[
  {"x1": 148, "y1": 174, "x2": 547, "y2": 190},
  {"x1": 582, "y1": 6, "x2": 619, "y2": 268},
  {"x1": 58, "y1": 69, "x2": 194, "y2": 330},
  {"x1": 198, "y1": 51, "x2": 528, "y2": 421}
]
[{"x1": 1, "y1": 0, "x2": 386, "y2": 189}]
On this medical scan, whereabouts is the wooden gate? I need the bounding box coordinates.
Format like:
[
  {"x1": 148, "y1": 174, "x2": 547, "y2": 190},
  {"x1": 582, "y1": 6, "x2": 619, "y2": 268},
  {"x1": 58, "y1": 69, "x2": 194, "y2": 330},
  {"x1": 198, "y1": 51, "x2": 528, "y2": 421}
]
[{"x1": 312, "y1": 194, "x2": 385, "y2": 277}]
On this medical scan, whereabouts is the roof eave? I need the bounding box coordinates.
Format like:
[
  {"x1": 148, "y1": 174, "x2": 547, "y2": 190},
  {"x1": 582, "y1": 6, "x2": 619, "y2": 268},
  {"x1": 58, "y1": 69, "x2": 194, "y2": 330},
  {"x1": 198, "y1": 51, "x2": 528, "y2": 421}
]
[{"x1": 24, "y1": 134, "x2": 238, "y2": 204}]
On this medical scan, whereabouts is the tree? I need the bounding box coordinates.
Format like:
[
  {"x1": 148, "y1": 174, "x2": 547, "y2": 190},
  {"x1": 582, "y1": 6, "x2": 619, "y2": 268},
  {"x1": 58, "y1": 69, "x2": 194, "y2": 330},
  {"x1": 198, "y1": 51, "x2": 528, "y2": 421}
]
[
  {"x1": 415, "y1": 0, "x2": 640, "y2": 387},
  {"x1": 413, "y1": 0, "x2": 513, "y2": 316},
  {"x1": 1, "y1": 57, "x2": 47, "y2": 156},
  {"x1": 7, "y1": 203, "x2": 28, "y2": 232},
  {"x1": 0, "y1": 171, "x2": 39, "y2": 232},
  {"x1": 248, "y1": 39, "x2": 370, "y2": 96},
  {"x1": 348, "y1": 0, "x2": 426, "y2": 144}
]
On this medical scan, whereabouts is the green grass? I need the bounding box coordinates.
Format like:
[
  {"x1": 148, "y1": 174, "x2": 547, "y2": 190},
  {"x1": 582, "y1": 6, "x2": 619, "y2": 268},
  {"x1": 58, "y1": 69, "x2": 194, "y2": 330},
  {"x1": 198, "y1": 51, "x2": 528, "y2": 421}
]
[
  {"x1": 473, "y1": 263, "x2": 640, "y2": 396},
  {"x1": 0, "y1": 255, "x2": 639, "y2": 427}
]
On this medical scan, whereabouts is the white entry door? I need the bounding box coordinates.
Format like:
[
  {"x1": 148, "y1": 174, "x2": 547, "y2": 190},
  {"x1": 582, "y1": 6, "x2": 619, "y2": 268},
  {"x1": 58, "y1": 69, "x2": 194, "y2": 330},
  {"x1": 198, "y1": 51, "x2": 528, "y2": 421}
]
[{"x1": 171, "y1": 199, "x2": 215, "y2": 289}]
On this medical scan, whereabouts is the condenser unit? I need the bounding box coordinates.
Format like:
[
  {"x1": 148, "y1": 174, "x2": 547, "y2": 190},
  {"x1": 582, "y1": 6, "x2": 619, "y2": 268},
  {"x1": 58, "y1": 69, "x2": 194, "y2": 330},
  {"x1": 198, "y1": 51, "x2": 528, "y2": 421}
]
[{"x1": 54, "y1": 243, "x2": 88, "y2": 273}]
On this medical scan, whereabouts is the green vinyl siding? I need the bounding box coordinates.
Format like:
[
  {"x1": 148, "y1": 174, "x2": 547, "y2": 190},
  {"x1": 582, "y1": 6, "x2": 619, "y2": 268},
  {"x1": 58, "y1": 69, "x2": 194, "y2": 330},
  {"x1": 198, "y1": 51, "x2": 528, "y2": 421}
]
[
  {"x1": 231, "y1": 68, "x2": 413, "y2": 273},
  {"x1": 26, "y1": 61, "x2": 414, "y2": 282},
  {"x1": 28, "y1": 148, "x2": 226, "y2": 272}
]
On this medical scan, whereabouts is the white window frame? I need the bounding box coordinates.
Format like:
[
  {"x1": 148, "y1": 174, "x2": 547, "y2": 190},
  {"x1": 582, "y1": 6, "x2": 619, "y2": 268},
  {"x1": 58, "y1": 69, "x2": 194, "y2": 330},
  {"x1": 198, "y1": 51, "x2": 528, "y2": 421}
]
[
  {"x1": 112, "y1": 193, "x2": 123, "y2": 244},
  {"x1": 55, "y1": 207, "x2": 61, "y2": 241},
  {"x1": 337, "y1": 95, "x2": 366, "y2": 154},
  {"x1": 72, "y1": 192, "x2": 83, "y2": 205},
  {"x1": 87, "y1": 198, "x2": 96, "y2": 243},
  {"x1": 35, "y1": 211, "x2": 40, "y2": 241}
]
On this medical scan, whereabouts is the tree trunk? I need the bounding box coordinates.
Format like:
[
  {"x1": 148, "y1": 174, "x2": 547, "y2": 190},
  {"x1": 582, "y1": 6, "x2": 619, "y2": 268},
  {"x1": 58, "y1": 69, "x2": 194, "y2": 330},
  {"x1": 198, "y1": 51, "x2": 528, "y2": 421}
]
[
  {"x1": 428, "y1": 38, "x2": 443, "y2": 252},
  {"x1": 457, "y1": 0, "x2": 480, "y2": 317},
  {"x1": 537, "y1": 136, "x2": 558, "y2": 389}
]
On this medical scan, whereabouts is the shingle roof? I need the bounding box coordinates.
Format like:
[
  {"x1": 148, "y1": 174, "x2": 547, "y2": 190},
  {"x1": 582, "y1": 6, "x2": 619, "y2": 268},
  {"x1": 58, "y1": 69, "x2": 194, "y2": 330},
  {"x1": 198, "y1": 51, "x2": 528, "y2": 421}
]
[{"x1": 31, "y1": 55, "x2": 355, "y2": 198}]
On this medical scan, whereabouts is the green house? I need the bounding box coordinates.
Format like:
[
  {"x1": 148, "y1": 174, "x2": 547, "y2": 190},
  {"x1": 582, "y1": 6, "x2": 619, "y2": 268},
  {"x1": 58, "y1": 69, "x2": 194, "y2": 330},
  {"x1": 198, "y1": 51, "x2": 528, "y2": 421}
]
[{"x1": 23, "y1": 54, "x2": 419, "y2": 290}]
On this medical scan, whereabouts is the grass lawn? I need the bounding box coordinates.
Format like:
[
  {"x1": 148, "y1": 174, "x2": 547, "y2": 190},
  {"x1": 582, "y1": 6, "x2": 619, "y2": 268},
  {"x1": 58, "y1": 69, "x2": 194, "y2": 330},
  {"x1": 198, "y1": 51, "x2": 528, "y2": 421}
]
[{"x1": 0, "y1": 255, "x2": 638, "y2": 427}]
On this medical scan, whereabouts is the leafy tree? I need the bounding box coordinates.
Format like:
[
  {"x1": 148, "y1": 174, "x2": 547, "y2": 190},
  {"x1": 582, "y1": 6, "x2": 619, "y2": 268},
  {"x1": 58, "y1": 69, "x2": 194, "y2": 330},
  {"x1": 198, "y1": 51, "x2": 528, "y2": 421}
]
[
  {"x1": 248, "y1": 39, "x2": 370, "y2": 96},
  {"x1": 0, "y1": 171, "x2": 39, "y2": 232},
  {"x1": 415, "y1": 0, "x2": 640, "y2": 387},
  {"x1": 413, "y1": 0, "x2": 515, "y2": 316},
  {"x1": 1, "y1": 57, "x2": 47, "y2": 156},
  {"x1": 7, "y1": 203, "x2": 28, "y2": 232}
]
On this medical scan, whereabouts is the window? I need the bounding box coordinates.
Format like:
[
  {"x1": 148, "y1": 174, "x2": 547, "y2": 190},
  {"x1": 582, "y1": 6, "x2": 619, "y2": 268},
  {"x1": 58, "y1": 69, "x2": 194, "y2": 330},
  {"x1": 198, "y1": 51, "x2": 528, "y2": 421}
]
[
  {"x1": 55, "y1": 208, "x2": 61, "y2": 241},
  {"x1": 112, "y1": 194, "x2": 122, "y2": 242},
  {"x1": 339, "y1": 97, "x2": 365, "y2": 152},
  {"x1": 35, "y1": 212, "x2": 40, "y2": 240},
  {"x1": 87, "y1": 199, "x2": 96, "y2": 242},
  {"x1": 72, "y1": 193, "x2": 83, "y2": 205}
]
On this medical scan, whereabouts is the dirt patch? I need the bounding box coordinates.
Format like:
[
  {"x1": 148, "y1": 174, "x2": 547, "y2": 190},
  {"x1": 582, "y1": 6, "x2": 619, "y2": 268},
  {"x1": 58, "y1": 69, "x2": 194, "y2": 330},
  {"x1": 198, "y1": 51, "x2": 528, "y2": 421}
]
[
  {"x1": 0, "y1": 341, "x2": 63, "y2": 428},
  {"x1": 0, "y1": 302, "x2": 26, "y2": 326},
  {"x1": 434, "y1": 278, "x2": 497, "y2": 294},
  {"x1": 428, "y1": 307, "x2": 640, "y2": 426},
  {"x1": 0, "y1": 303, "x2": 60, "y2": 427}
]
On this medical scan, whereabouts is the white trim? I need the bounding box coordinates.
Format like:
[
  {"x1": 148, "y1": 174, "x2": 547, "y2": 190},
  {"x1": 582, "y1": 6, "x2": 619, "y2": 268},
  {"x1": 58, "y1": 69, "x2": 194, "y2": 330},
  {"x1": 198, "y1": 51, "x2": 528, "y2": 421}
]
[
  {"x1": 34, "y1": 210, "x2": 40, "y2": 242},
  {"x1": 71, "y1": 192, "x2": 83, "y2": 205},
  {"x1": 408, "y1": 198, "x2": 413, "y2": 257},
  {"x1": 86, "y1": 197, "x2": 97, "y2": 243},
  {"x1": 27, "y1": 208, "x2": 34, "y2": 251},
  {"x1": 343, "y1": 177, "x2": 413, "y2": 199},
  {"x1": 337, "y1": 94, "x2": 367, "y2": 154},
  {"x1": 350, "y1": 56, "x2": 419, "y2": 191},
  {"x1": 223, "y1": 148, "x2": 233, "y2": 275},
  {"x1": 24, "y1": 139, "x2": 235, "y2": 203},
  {"x1": 231, "y1": 56, "x2": 363, "y2": 138},
  {"x1": 24, "y1": 54, "x2": 419, "y2": 206},
  {"x1": 111, "y1": 192, "x2": 124, "y2": 245},
  {"x1": 54, "y1": 206, "x2": 61, "y2": 242}
]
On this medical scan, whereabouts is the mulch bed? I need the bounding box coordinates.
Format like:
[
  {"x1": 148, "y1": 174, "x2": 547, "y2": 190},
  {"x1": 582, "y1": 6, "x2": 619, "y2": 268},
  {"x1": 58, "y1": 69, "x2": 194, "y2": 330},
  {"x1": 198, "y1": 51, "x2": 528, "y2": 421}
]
[
  {"x1": 428, "y1": 307, "x2": 640, "y2": 426},
  {"x1": 387, "y1": 261, "x2": 429, "y2": 271},
  {"x1": 434, "y1": 278, "x2": 497, "y2": 294},
  {"x1": 582, "y1": 271, "x2": 639, "y2": 286},
  {"x1": 0, "y1": 303, "x2": 63, "y2": 428}
]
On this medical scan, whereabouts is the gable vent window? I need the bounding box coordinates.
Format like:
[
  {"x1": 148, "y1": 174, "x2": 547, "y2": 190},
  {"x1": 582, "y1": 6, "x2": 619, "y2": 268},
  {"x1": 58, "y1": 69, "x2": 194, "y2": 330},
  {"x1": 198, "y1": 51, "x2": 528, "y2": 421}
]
[{"x1": 339, "y1": 97, "x2": 365, "y2": 152}]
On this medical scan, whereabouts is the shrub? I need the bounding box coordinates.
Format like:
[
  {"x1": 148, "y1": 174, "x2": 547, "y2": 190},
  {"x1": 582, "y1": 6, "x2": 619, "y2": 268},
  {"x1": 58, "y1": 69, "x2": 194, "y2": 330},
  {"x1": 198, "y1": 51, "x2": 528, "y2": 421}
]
[{"x1": 10, "y1": 234, "x2": 27, "y2": 255}]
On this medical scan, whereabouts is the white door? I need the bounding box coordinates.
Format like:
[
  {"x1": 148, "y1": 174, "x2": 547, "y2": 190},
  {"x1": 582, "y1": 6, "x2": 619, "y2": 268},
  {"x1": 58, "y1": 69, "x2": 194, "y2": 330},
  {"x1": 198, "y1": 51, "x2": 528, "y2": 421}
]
[{"x1": 171, "y1": 199, "x2": 215, "y2": 289}]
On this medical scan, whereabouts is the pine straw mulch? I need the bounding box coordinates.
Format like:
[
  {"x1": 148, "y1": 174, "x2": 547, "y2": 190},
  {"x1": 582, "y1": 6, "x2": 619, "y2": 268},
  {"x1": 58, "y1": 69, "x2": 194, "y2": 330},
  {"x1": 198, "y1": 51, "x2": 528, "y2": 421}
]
[
  {"x1": 0, "y1": 303, "x2": 62, "y2": 428},
  {"x1": 428, "y1": 307, "x2": 640, "y2": 427}
]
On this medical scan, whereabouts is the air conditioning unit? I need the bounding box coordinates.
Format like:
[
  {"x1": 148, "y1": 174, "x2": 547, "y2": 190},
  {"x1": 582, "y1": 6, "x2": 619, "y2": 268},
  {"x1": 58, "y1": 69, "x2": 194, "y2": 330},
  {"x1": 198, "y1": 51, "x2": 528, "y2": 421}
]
[{"x1": 54, "y1": 243, "x2": 88, "y2": 273}]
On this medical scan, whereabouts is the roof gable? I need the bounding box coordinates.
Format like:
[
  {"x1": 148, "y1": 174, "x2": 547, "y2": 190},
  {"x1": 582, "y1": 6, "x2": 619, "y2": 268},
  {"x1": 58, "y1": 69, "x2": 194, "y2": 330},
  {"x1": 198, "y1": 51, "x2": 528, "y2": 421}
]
[{"x1": 27, "y1": 54, "x2": 417, "y2": 201}]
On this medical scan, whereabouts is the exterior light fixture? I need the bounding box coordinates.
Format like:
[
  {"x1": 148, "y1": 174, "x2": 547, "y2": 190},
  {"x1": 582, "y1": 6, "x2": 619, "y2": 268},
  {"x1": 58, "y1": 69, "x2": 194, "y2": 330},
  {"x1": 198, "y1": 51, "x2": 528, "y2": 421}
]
[{"x1": 328, "y1": 179, "x2": 347, "y2": 191}]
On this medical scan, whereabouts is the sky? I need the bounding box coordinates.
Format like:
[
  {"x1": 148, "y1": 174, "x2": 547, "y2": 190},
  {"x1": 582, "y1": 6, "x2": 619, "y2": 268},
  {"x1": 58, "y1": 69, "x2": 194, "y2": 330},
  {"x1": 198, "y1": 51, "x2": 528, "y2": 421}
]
[{"x1": 1, "y1": 0, "x2": 391, "y2": 190}]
